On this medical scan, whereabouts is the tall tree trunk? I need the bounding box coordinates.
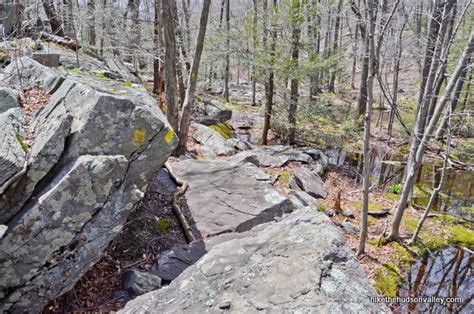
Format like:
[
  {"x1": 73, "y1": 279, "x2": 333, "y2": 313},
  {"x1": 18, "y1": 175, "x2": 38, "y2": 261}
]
[
  {"x1": 251, "y1": 0, "x2": 258, "y2": 106},
  {"x1": 42, "y1": 0, "x2": 64, "y2": 36},
  {"x1": 153, "y1": 0, "x2": 165, "y2": 108},
  {"x1": 262, "y1": 0, "x2": 277, "y2": 145},
  {"x1": 388, "y1": 23, "x2": 405, "y2": 138},
  {"x1": 87, "y1": 0, "x2": 96, "y2": 53},
  {"x1": 223, "y1": 0, "x2": 231, "y2": 102},
  {"x1": 357, "y1": 0, "x2": 376, "y2": 256},
  {"x1": 351, "y1": 0, "x2": 367, "y2": 118},
  {"x1": 389, "y1": 30, "x2": 474, "y2": 240},
  {"x1": 162, "y1": 0, "x2": 179, "y2": 131},
  {"x1": 177, "y1": 0, "x2": 212, "y2": 154},
  {"x1": 329, "y1": 0, "x2": 343, "y2": 93},
  {"x1": 287, "y1": 0, "x2": 301, "y2": 145}
]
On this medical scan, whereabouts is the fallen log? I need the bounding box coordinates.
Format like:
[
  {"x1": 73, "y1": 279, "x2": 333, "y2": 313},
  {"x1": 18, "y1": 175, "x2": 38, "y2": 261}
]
[
  {"x1": 367, "y1": 208, "x2": 390, "y2": 217},
  {"x1": 38, "y1": 31, "x2": 80, "y2": 51}
]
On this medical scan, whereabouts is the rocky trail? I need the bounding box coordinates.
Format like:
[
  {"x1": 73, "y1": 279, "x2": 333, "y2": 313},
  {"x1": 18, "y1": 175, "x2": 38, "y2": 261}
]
[{"x1": 0, "y1": 47, "x2": 388, "y2": 313}]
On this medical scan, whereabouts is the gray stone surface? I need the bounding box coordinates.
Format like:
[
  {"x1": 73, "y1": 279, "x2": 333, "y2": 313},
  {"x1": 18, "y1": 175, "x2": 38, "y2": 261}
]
[
  {"x1": 153, "y1": 241, "x2": 207, "y2": 281},
  {"x1": 229, "y1": 146, "x2": 328, "y2": 170},
  {"x1": 195, "y1": 100, "x2": 232, "y2": 126},
  {"x1": 0, "y1": 57, "x2": 177, "y2": 312},
  {"x1": 123, "y1": 269, "x2": 162, "y2": 296},
  {"x1": 0, "y1": 87, "x2": 20, "y2": 113},
  {"x1": 0, "y1": 108, "x2": 25, "y2": 194},
  {"x1": 192, "y1": 123, "x2": 236, "y2": 156},
  {"x1": 294, "y1": 167, "x2": 328, "y2": 199},
  {"x1": 171, "y1": 159, "x2": 294, "y2": 238},
  {"x1": 288, "y1": 190, "x2": 317, "y2": 209},
  {"x1": 120, "y1": 208, "x2": 388, "y2": 313}
]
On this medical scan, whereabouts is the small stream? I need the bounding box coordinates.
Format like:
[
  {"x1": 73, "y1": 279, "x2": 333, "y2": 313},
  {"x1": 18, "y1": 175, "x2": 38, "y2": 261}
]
[
  {"x1": 326, "y1": 147, "x2": 474, "y2": 222},
  {"x1": 398, "y1": 247, "x2": 473, "y2": 313},
  {"x1": 326, "y1": 146, "x2": 473, "y2": 311}
]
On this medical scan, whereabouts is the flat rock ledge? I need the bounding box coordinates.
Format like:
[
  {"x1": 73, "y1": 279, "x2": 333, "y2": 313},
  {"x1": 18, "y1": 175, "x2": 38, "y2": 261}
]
[
  {"x1": 171, "y1": 159, "x2": 294, "y2": 238},
  {"x1": 120, "y1": 207, "x2": 389, "y2": 313}
]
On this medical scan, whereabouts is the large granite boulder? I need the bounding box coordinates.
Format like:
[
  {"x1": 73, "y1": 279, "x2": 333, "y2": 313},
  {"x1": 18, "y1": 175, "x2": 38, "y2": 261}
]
[
  {"x1": 192, "y1": 123, "x2": 236, "y2": 156},
  {"x1": 294, "y1": 167, "x2": 328, "y2": 199},
  {"x1": 170, "y1": 159, "x2": 294, "y2": 238},
  {"x1": 120, "y1": 208, "x2": 389, "y2": 313},
  {"x1": 0, "y1": 57, "x2": 177, "y2": 312}
]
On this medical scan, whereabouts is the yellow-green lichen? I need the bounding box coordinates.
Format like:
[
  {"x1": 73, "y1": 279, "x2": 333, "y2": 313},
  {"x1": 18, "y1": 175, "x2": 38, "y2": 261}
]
[
  {"x1": 66, "y1": 68, "x2": 82, "y2": 75},
  {"x1": 277, "y1": 170, "x2": 291, "y2": 184},
  {"x1": 95, "y1": 71, "x2": 108, "y2": 79},
  {"x1": 133, "y1": 128, "x2": 146, "y2": 146},
  {"x1": 164, "y1": 129, "x2": 174, "y2": 144},
  {"x1": 209, "y1": 123, "x2": 233, "y2": 139},
  {"x1": 15, "y1": 134, "x2": 28, "y2": 153},
  {"x1": 122, "y1": 81, "x2": 133, "y2": 88}
]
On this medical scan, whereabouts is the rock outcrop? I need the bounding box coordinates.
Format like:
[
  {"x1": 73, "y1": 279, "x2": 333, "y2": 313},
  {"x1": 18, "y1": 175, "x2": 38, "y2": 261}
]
[
  {"x1": 120, "y1": 208, "x2": 388, "y2": 313},
  {"x1": 170, "y1": 159, "x2": 294, "y2": 238},
  {"x1": 0, "y1": 57, "x2": 177, "y2": 312}
]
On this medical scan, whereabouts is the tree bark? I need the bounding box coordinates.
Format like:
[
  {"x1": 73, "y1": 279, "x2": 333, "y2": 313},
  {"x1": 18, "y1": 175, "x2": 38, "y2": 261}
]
[
  {"x1": 176, "y1": 0, "x2": 212, "y2": 154},
  {"x1": 262, "y1": 0, "x2": 277, "y2": 145},
  {"x1": 42, "y1": 0, "x2": 64, "y2": 36},
  {"x1": 287, "y1": 0, "x2": 301, "y2": 145},
  {"x1": 223, "y1": 0, "x2": 231, "y2": 102},
  {"x1": 162, "y1": 0, "x2": 180, "y2": 131},
  {"x1": 357, "y1": 0, "x2": 376, "y2": 256}
]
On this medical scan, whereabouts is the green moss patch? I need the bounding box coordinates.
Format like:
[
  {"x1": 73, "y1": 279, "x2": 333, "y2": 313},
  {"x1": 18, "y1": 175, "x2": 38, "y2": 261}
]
[
  {"x1": 209, "y1": 123, "x2": 233, "y2": 139},
  {"x1": 374, "y1": 262, "x2": 402, "y2": 298},
  {"x1": 277, "y1": 170, "x2": 291, "y2": 184},
  {"x1": 390, "y1": 242, "x2": 413, "y2": 267},
  {"x1": 447, "y1": 225, "x2": 474, "y2": 248},
  {"x1": 354, "y1": 201, "x2": 386, "y2": 212},
  {"x1": 154, "y1": 217, "x2": 176, "y2": 234}
]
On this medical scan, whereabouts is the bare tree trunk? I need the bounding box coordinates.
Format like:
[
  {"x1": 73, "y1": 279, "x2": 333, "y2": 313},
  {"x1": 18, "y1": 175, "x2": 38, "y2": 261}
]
[
  {"x1": 251, "y1": 0, "x2": 258, "y2": 106},
  {"x1": 435, "y1": 58, "x2": 468, "y2": 139},
  {"x1": 223, "y1": 0, "x2": 231, "y2": 102},
  {"x1": 329, "y1": 0, "x2": 343, "y2": 93},
  {"x1": 389, "y1": 30, "x2": 474, "y2": 240},
  {"x1": 357, "y1": 0, "x2": 376, "y2": 256},
  {"x1": 42, "y1": 0, "x2": 64, "y2": 36},
  {"x1": 387, "y1": 22, "x2": 406, "y2": 138},
  {"x1": 351, "y1": 0, "x2": 367, "y2": 118},
  {"x1": 162, "y1": 0, "x2": 180, "y2": 131},
  {"x1": 262, "y1": 0, "x2": 277, "y2": 145},
  {"x1": 287, "y1": 0, "x2": 301, "y2": 146},
  {"x1": 177, "y1": 0, "x2": 212, "y2": 154},
  {"x1": 87, "y1": 0, "x2": 96, "y2": 53},
  {"x1": 153, "y1": 0, "x2": 164, "y2": 104}
]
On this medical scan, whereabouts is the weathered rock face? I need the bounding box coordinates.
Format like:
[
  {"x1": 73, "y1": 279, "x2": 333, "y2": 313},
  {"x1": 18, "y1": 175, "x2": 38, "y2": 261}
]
[
  {"x1": 192, "y1": 123, "x2": 237, "y2": 156},
  {"x1": 0, "y1": 108, "x2": 25, "y2": 194},
  {"x1": 171, "y1": 159, "x2": 294, "y2": 238},
  {"x1": 120, "y1": 208, "x2": 388, "y2": 313},
  {"x1": 0, "y1": 57, "x2": 177, "y2": 312},
  {"x1": 229, "y1": 146, "x2": 328, "y2": 170},
  {"x1": 0, "y1": 87, "x2": 20, "y2": 113},
  {"x1": 194, "y1": 100, "x2": 232, "y2": 126},
  {"x1": 294, "y1": 167, "x2": 328, "y2": 199}
]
